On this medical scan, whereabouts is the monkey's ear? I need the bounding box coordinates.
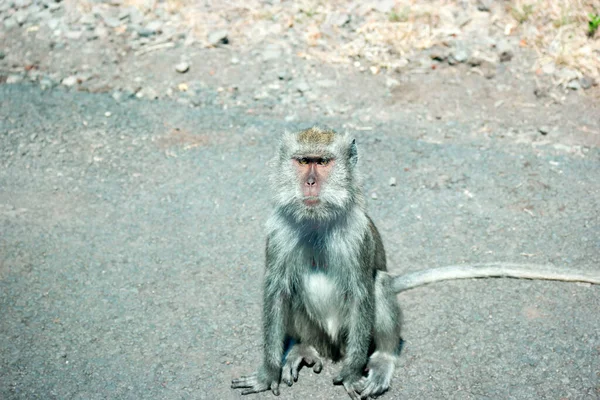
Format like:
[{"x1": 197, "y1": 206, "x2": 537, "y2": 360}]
[{"x1": 349, "y1": 139, "x2": 358, "y2": 166}]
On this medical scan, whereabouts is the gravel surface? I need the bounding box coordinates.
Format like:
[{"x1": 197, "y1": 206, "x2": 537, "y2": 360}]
[{"x1": 1, "y1": 1, "x2": 599, "y2": 399}]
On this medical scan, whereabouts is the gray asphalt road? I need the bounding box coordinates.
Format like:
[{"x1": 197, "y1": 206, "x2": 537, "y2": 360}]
[{"x1": 1, "y1": 85, "x2": 599, "y2": 399}]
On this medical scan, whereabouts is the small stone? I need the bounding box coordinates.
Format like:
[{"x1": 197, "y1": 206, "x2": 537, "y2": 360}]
[
  {"x1": 145, "y1": 20, "x2": 163, "y2": 34},
  {"x1": 208, "y1": 29, "x2": 229, "y2": 46},
  {"x1": 137, "y1": 27, "x2": 155, "y2": 37},
  {"x1": 374, "y1": 0, "x2": 395, "y2": 13},
  {"x1": 277, "y1": 70, "x2": 289, "y2": 80},
  {"x1": 102, "y1": 16, "x2": 122, "y2": 28},
  {"x1": 61, "y1": 76, "x2": 78, "y2": 87},
  {"x1": 579, "y1": 76, "x2": 595, "y2": 90},
  {"x1": 65, "y1": 31, "x2": 83, "y2": 40},
  {"x1": 39, "y1": 77, "x2": 55, "y2": 90},
  {"x1": 389, "y1": 177, "x2": 397, "y2": 186},
  {"x1": 7, "y1": 75, "x2": 24, "y2": 84},
  {"x1": 47, "y1": 18, "x2": 60, "y2": 30},
  {"x1": 296, "y1": 81, "x2": 310, "y2": 93},
  {"x1": 175, "y1": 62, "x2": 190, "y2": 73},
  {"x1": 230, "y1": 57, "x2": 240, "y2": 64},
  {"x1": 385, "y1": 77, "x2": 399, "y2": 88},
  {"x1": 430, "y1": 46, "x2": 449, "y2": 62},
  {"x1": 14, "y1": 9, "x2": 29, "y2": 25},
  {"x1": 371, "y1": 192, "x2": 378, "y2": 200},
  {"x1": 448, "y1": 41, "x2": 470, "y2": 64},
  {"x1": 329, "y1": 13, "x2": 350, "y2": 27},
  {"x1": 112, "y1": 91, "x2": 124, "y2": 102},
  {"x1": 566, "y1": 79, "x2": 581, "y2": 90},
  {"x1": 496, "y1": 40, "x2": 513, "y2": 62},
  {"x1": 538, "y1": 126, "x2": 550, "y2": 135},
  {"x1": 4, "y1": 17, "x2": 18, "y2": 30},
  {"x1": 105, "y1": 112, "x2": 112, "y2": 117},
  {"x1": 477, "y1": 0, "x2": 492, "y2": 11},
  {"x1": 262, "y1": 45, "x2": 282, "y2": 61},
  {"x1": 316, "y1": 79, "x2": 337, "y2": 88}
]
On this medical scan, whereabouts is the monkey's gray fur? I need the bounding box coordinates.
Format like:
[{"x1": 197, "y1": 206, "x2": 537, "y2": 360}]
[{"x1": 232, "y1": 127, "x2": 600, "y2": 399}]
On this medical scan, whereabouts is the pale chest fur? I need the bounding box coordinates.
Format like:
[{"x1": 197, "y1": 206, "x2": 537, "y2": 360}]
[{"x1": 303, "y1": 270, "x2": 344, "y2": 339}]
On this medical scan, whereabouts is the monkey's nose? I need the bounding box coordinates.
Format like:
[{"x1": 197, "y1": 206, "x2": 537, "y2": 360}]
[{"x1": 306, "y1": 177, "x2": 316, "y2": 186}]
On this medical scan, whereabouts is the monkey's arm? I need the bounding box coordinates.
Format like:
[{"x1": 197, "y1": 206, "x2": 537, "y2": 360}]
[
  {"x1": 333, "y1": 284, "x2": 374, "y2": 399},
  {"x1": 232, "y1": 243, "x2": 287, "y2": 395},
  {"x1": 392, "y1": 262, "x2": 600, "y2": 293}
]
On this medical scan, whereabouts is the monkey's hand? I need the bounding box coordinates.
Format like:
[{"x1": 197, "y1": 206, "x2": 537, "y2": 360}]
[
  {"x1": 281, "y1": 343, "x2": 323, "y2": 386},
  {"x1": 333, "y1": 366, "x2": 365, "y2": 400},
  {"x1": 231, "y1": 364, "x2": 281, "y2": 396}
]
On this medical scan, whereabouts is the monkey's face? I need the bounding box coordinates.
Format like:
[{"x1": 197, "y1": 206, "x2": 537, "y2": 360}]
[
  {"x1": 292, "y1": 156, "x2": 335, "y2": 208},
  {"x1": 271, "y1": 128, "x2": 361, "y2": 223}
]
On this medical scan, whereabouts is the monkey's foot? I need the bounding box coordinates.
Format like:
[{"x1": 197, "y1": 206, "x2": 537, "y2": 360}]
[
  {"x1": 353, "y1": 352, "x2": 396, "y2": 399},
  {"x1": 232, "y1": 366, "x2": 281, "y2": 396},
  {"x1": 281, "y1": 344, "x2": 323, "y2": 386}
]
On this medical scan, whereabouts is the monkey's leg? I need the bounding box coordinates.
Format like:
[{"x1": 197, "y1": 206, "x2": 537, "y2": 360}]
[
  {"x1": 281, "y1": 342, "x2": 324, "y2": 386},
  {"x1": 354, "y1": 273, "x2": 402, "y2": 399}
]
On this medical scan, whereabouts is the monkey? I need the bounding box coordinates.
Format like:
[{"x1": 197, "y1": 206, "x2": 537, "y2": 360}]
[{"x1": 231, "y1": 127, "x2": 600, "y2": 399}]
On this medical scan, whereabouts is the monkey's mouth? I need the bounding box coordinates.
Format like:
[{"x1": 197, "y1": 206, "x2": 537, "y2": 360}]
[{"x1": 303, "y1": 197, "x2": 320, "y2": 206}]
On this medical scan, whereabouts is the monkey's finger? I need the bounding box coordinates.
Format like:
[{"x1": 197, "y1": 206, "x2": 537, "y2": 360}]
[
  {"x1": 352, "y1": 377, "x2": 367, "y2": 393},
  {"x1": 270, "y1": 381, "x2": 280, "y2": 396},
  {"x1": 232, "y1": 375, "x2": 257, "y2": 388},
  {"x1": 312, "y1": 359, "x2": 323, "y2": 373},
  {"x1": 281, "y1": 367, "x2": 293, "y2": 386},
  {"x1": 342, "y1": 381, "x2": 361, "y2": 400},
  {"x1": 291, "y1": 357, "x2": 304, "y2": 381}
]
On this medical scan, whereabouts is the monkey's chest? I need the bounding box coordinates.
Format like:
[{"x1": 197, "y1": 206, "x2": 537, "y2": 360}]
[{"x1": 302, "y1": 272, "x2": 345, "y2": 339}]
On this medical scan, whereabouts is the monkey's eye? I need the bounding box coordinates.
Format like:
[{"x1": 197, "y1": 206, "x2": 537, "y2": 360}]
[
  {"x1": 317, "y1": 158, "x2": 330, "y2": 166},
  {"x1": 298, "y1": 158, "x2": 309, "y2": 165}
]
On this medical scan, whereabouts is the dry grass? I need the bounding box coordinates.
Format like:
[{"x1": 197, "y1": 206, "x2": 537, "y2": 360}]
[{"x1": 90, "y1": 0, "x2": 600, "y2": 81}]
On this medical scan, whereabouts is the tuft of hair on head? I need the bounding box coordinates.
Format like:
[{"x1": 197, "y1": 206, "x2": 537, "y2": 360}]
[{"x1": 297, "y1": 126, "x2": 336, "y2": 145}]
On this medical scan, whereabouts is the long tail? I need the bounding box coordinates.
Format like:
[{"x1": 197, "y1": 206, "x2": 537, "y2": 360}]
[{"x1": 392, "y1": 262, "x2": 600, "y2": 293}]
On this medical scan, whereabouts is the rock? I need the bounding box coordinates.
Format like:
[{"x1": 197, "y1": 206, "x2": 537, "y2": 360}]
[
  {"x1": 579, "y1": 76, "x2": 595, "y2": 90},
  {"x1": 534, "y1": 85, "x2": 549, "y2": 98},
  {"x1": 0, "y1": 51, "x2": 5, "y2": 60},
  {"x1": 39, "y1": 77, "x2": 55, "y2": 90},
  {"x1": 374, "y1": 0, "x2": 395, "y2": 13},
  {"x1": 385, "y1": 77, "x2": 399, "y2": 88},
  {"x1": 277, "y1": 70, "x2": 290, "y2": 80},
  {"x1": 262, "y1": 45, "x2": 282, "y2": 61},
  {"x1": 566, "y1": 79, "x2": 581, "y2": 90},
  {"x1": 102, "y1": 15, "x2": 122, "y2": 28},
  {"x1": 145, "y1": 20, "x2": 163, "y2": 34},
  {"x1": 208, "y1": 29, "x2": 229, "y2": 46},
  {"x1": 477, "y1": 0, "x2": 492, "y2": 11},
  {"x1": 429, "y1": 46, "x2": 449, "y2": 62},
  {"x1": 14, "y1": 9, "x2": 29, "y2": 25},
  {"x1": 329, "y1": 13, "x2": 350, "y2": 27},
  {"x1": 47, "y1": 18, "x2": 60, "y2": 30},
  {"x1": 6, "y1": 75, "x2": 24, "y2": 84},
  {"x1": 371, "y1": 192, "x2": 378, "y2": 200},
  {"x1": 296, "y1": 81, "x2": 310, "y2": 93},
  {"x1": 448, "y1": 41, "x2": 470, "y2": 64},
  {"x1": 79, "y1": 14, "x2": 96, "y2": 26},
  {"x1": 496, "y1": 40, "x2": 513, "y2": 62},
  {"x1": 4, "y1": 17, "x2": 18, "y2": 30},
  {"x1": 389, "y1": 177, "x2": 397, "y2": 186},
  {"x1": 316, "y1": 79, "x2": 337, "y2": 88},
  {"x1": 538, "y1": 126, "x2": 550, "y2": 135},
  {"x1": 137, "y1": 27, "x2": 155, "y2": 38},
  {"x1": 15, "y1": 0, "x2": 32, "y2": 8},
  {"x1": 175, "y1": 62, "x2": 190, "y2": 73},
  {"x1": 230, "y1": 57, "x2": 240, "y2": 65},
  {"x1": 65, "y1": 31, "x2": 83, "y2": 40},
  {"x1": 61, "y1": 75, "x2": 78, "y2": 87}
]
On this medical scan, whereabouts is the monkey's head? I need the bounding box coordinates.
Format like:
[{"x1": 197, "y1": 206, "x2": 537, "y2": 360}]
[{"x1": 271, "y1": 127, "x2": 363, "y2": 223}]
